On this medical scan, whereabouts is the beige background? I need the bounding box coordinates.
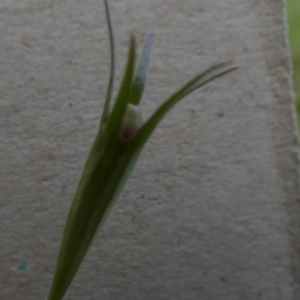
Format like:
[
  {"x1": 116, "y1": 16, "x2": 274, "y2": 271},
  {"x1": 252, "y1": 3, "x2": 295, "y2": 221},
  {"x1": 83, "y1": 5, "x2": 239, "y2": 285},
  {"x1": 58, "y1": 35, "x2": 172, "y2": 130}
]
[{"x1": 1, "y1": 0, "x2": 299, "y2": 299}]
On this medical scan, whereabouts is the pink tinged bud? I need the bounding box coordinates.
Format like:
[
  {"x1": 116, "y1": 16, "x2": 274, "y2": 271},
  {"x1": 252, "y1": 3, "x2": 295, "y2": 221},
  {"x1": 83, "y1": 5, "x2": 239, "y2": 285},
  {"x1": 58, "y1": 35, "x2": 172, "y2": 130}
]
[{"x1": 120, "y1": 103, "x2": 143, "y2": 140}]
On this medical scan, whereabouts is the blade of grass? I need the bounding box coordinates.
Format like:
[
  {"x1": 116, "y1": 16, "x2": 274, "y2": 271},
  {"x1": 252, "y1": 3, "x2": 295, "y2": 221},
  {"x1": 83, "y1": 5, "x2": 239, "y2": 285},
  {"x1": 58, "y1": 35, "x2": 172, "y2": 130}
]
[
  {"x1": 134, "y1": 64, "x2": 238, "y2": 148},
  {"x1": 101, "y1": 0, "x2": 116, "y2": 123},
  {"x1": 106, "y1": 36, "x2": 136, "y2": 140}
]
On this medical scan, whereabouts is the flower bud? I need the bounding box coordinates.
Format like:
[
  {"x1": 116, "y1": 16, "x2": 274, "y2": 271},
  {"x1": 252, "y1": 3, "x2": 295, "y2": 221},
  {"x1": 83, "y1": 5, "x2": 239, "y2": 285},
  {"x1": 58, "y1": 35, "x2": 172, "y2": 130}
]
[{"x1": 120, "y1": 103, "x2": 143, "y2": 140}]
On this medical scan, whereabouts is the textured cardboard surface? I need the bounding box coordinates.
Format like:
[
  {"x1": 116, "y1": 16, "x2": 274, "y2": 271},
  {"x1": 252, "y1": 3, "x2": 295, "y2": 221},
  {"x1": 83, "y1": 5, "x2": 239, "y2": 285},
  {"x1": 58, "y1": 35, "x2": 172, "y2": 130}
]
[{"x1": 0, "y1": 0, "x2": 299, "y2": 299}]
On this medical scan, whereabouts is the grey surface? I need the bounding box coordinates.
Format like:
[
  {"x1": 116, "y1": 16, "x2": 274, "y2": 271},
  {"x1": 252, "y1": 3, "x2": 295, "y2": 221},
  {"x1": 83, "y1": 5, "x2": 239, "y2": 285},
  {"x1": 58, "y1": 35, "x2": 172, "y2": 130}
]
[{"x1": 0, "y1": 0, "x2": 299, "y2": 299}]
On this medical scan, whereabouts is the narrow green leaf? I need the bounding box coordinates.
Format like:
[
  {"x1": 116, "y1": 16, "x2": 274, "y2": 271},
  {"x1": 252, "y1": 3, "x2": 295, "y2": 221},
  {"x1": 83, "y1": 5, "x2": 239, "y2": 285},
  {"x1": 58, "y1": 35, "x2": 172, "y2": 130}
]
[
  {"x1": 133, "y1": 63, "x2": 238, "y2": 148},
  {"x1": 131, "y1": 33, "x2": 154, "y2": 105},
  {"x1": 101, "y1": 0, "x2": 116, "y2": 124},
  {"x1": 106, "y1": 36, "x2": 136, "y2": 140},
  {"x1": 182, "y1": 63, "x2": 238, "y2": 97}
]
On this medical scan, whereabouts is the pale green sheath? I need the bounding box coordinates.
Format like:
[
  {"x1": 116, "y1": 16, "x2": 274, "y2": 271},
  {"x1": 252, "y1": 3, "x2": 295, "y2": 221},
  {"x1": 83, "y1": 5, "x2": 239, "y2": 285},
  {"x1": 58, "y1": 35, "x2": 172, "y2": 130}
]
[{"x1": 46, "y1": 1, "x2": 237, "y2": 299}]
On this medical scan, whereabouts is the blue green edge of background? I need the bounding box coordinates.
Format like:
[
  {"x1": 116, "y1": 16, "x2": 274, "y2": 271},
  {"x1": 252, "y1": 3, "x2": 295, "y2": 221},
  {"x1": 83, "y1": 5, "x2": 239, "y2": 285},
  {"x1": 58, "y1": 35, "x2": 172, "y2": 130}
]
[{"x1": 287, "y1": 0, "x2": 300, "y2": 128}]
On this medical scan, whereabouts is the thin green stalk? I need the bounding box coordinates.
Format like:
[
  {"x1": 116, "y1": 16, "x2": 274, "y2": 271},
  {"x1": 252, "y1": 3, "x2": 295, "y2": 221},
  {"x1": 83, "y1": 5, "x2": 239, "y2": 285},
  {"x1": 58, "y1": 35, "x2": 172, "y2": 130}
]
[{"x1": 101, "y1": 0, "x2": 116, "y2": 123}]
